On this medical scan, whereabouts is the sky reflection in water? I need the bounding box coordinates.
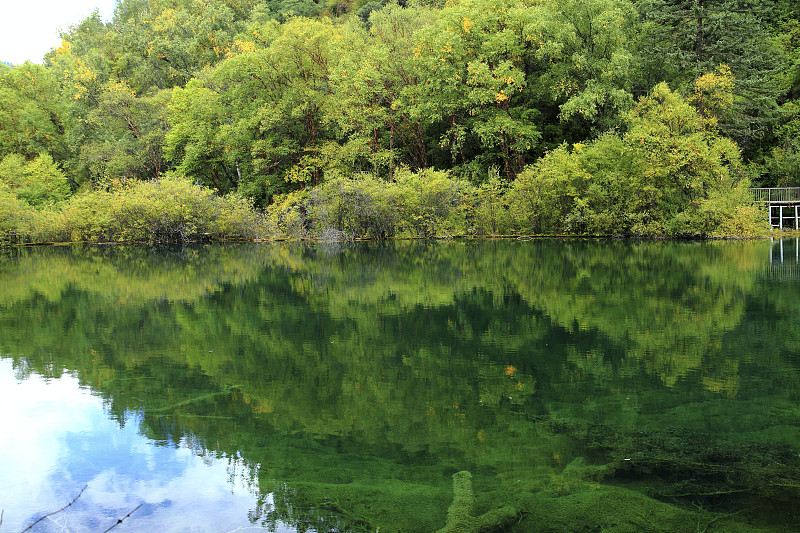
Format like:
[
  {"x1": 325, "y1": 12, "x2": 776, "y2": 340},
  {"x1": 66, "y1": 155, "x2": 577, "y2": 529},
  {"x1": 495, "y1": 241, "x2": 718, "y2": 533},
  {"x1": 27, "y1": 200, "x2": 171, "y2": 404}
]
[{"x1": 0, "y1": 359, "x2": 289, "y2": 533}]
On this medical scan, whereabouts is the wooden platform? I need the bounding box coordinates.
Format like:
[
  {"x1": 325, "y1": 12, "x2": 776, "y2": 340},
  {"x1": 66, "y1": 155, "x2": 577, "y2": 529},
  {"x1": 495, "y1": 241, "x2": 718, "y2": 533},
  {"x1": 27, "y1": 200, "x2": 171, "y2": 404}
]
[{"x1": 751, "y1": 188, "x2": 800, "y2": 229}]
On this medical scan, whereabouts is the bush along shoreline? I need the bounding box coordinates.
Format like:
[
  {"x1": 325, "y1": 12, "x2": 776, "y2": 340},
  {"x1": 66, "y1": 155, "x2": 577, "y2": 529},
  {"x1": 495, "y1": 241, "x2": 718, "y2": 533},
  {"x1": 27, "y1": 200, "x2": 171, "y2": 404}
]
[
  {"x1": 264, "y1": 84, "x2": 771, "y2": 242},
  {"x1": 0, "y1": 170, "x2": 770, "y2": 246},
  {"x1": 0, "y1": 85, "x2": 772, "y2": 246},
  {"x1": 1, "y1": 174, "x2": 264, "y2": 245}
]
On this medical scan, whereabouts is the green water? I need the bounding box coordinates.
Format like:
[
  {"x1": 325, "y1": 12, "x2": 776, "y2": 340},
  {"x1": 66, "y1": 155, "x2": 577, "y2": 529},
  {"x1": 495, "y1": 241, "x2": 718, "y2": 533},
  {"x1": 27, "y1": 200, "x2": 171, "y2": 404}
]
[{"x1": 1, "y1": 239, "x2": 799, "y2": 532}]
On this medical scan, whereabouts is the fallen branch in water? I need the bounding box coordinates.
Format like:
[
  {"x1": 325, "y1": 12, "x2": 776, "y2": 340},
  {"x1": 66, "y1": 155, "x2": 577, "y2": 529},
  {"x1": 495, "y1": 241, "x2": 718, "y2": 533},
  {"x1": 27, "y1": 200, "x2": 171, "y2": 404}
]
[
  {"x1": 146, "y1": 385, "x2": 241, "y2": 414},
  {"x1": 101, "y1": 503, "x2": 143, "y2": 533},
  {"x1": 21, "y1": 485, "x2": 87, "y2": 532},
  {"x1": 666, "y1": 488, "x2": 751, "y2": 498},
  {"x1": 435, "y1": 471, "x2": 517, "y2": 533}
]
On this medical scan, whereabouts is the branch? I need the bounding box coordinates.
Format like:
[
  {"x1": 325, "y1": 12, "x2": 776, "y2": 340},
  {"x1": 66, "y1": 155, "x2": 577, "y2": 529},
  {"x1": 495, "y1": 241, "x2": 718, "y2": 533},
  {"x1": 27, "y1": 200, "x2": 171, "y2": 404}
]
[
  {"x1": 21, "y1": 485, "x2": 87, "y2": 532},
  {"x1": 698, "y1": 509, "x2": 744, "y2": 533},
  {"x1": 146, "y1": 385, "x2": 241, "y2": 415},
  {"x1": 101, "y1": 503, "x2": 143, "y2": 533}
]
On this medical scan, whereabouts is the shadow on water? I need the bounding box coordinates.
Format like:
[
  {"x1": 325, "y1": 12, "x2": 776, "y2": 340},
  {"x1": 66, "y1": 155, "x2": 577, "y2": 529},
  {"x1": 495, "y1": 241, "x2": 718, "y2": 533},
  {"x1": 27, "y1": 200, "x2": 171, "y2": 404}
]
[{"x1": 1, "y1": 240, "x2": 799, "y2": 532}]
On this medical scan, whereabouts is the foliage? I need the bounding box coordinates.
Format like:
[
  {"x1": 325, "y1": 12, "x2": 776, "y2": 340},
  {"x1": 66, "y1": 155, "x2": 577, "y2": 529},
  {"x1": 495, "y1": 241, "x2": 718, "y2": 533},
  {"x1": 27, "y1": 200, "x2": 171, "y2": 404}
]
[
  {"x1": 0, "y1": 63, "x2": 68, "y2": 163},
  {"x1": 82, "y1": 82, "x2": 171, "y2": 184},
  {"x1": 633, "y1": 0, "x2": 782, "y2": 159},
  {"x1": 0, "y1": 184, "x2": 35, "y2": 241},
  {"x1": 310, "y1": 174, "x2": 400, "y2": 239},
  {"x1": 0, "y1": 0, "x2": 794, "y2": 238},
  {"x1": 54, "y1": 174, "x2": 264, "y2": 243},
  {"x1": 527, "y1": 0, "x2": 638, "y2": 133},
  {"x1": 165, "y1": 80, "x2": 237, "y2": 193},
  {"x1": 507, "y1": 83, "x2": 769, "y2": 237},
  {"x1": 393, "y1": 168, "x2": 466, "y2": 238},
  {"x1": 0, "y1": 153, "x2": 71, "y2": 208},
  {"x1": 463, "y1": 169, "x2": 513, "y2": 235},
  {"x1": 278, "y1": 169, "x2": 469, "y2": 240},
  {"x1": 408, "y1": 0, "x2": 541, "y2": 177},
  {"x1": 763, "y1": 100, "x2": 800, "y2": 186},
  {"x1": 508, "y1": 144, "x2": 588, "y2": 234},
  {"x1": 264, "y1": 189, "x2": 313, "y2": 239}
]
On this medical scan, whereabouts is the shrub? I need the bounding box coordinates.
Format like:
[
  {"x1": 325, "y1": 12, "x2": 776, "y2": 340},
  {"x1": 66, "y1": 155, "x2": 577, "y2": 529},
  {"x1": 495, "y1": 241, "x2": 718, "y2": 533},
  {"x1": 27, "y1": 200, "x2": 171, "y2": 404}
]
[
  {"x1": 506, "y1": 84, "x2": 768, "y2": 238},
  {"x1": 0, "y1": 153, "x2": 71, "y2": 209},
  {"x1": 300, "y1": 170, "x2": 469, "y2": 240},
  {"x1": 393, "y1": 168, "x2": 467, "y2": 238},
  {"x1": 57, "y1": 174, "x2": 265, "y2": 243},
  {"x1": 463, "y1": 170, "x2": 513, "y2": 235},
  {"x1": 310, "y1": 175, "x2": 399, "y2": 239},
  {"x1": 264, "y1": 190, "x2": 312, "y2": 240},
  {"x1": 0, "y1": 184, "x2": 35, "y2": 242},
  {"x1": 507, "y1": 145, "x2": 587, "y2": 235}
]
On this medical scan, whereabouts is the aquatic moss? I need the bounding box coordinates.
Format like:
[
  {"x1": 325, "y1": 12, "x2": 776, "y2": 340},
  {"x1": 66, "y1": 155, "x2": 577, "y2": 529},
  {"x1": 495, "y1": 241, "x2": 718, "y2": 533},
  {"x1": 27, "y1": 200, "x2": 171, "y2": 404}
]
[
  {"x1": 436, "y1": 471, "x2": 517, "y2": 533},
  {"x1": 437, "y1": 471, "x2": 474, "y2": 533},
  {"x1": 513, "y1": 482, "x2": 774, "y2": 533},
  {"x1": 269, "y1": 478, "x2": 449, "y2": 532}
]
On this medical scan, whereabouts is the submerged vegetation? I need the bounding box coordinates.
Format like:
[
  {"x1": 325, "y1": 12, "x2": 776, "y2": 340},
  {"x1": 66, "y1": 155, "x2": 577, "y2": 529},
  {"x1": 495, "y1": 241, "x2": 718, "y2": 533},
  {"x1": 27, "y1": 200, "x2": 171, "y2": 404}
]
[
  {"x1": 3, "y1": 0, "x2": 798, "y2": 242},
  {"x1": 1, "y1": 241, "x2": 799, "y2": 531}
]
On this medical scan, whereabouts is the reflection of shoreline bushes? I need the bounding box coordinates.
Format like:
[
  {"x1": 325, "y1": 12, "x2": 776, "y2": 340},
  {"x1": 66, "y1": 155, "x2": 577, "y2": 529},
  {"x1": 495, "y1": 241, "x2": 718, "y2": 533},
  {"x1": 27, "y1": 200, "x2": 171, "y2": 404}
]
[
  {"x1": 0, "y1": 244, "x2": 268, "y2": 306},
  {"x1": 2, "y1": 240, "x2": 798, "y2": 531}
]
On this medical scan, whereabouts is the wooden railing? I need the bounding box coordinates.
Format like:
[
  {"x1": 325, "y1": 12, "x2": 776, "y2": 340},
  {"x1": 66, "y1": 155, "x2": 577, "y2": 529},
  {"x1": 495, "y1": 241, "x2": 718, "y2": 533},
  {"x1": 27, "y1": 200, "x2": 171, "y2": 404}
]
[{"x1": 750, "y1": 188, "x2": 800, "y2": 203}]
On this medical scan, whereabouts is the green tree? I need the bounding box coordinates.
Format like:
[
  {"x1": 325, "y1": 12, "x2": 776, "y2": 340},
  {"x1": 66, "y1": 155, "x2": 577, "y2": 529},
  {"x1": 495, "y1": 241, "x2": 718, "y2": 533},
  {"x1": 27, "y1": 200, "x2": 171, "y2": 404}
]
[
  {"x1": 525, "y1": 0, "x2": 638, "y2": 146},
  {"x1": 45, "y1": 28, "x2": 114, "y2": 187},
  {"x1": 165, "y1": 80, "x2": 238, "y2": 193},
  {"x1": 762, "y1": 17, "x2": 800, "y2": 185},
  {"x1": 325, "y1": 7, "x2": 433, "y2": 180},
  {"x1": 0, "y1": 153, "x2": 71, "y2": 208},
  {"x1": 633, "y1": 0, "x2": 782, "y2": 158},
  {"x1": 763, "y1": 101, "x2": 800, "y2": 186},
  {"x1": 408, "y1": 0, "x2": 541, "y2": 179},
  {"x1": 82, "y1": 82, "x2": 171, "y2": 184},
  {"x1": 364, "y1": 4, "x2": 435, "y2": 173},
  {"x1": 109, "y1": 0, "x2": 246, "y2": 91},
  {"x1": 169, "y1": 17, "x2": 340, "y2": 203},
  {"x1": 0, "y1": 63, "x2": 68, "y2": 163}
]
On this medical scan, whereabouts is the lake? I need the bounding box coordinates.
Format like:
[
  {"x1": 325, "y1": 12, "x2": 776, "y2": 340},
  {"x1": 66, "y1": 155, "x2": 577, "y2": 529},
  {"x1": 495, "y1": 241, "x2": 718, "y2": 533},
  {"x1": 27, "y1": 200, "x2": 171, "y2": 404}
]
[{"x1": 0, "y1": 239, "x2": 799, "y2": 532}]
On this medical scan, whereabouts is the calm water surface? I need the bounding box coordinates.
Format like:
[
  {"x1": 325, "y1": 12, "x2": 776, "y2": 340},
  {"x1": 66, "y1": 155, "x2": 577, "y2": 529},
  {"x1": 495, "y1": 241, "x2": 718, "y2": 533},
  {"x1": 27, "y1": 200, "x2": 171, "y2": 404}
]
[{"x1": 0, "y1": 239, "x2": 799, "y2": 532}]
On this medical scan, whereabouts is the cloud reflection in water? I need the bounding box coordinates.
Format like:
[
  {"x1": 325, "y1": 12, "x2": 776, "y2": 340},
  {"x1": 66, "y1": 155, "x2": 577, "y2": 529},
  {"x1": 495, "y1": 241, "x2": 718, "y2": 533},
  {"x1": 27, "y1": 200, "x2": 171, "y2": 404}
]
[{"x1": 0, "y1": 358, "x2": 291, "y2": 532}]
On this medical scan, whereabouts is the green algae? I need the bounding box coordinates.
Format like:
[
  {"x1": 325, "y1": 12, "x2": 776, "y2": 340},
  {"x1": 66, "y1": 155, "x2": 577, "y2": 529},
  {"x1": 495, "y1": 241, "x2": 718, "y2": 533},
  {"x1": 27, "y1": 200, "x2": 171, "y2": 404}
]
[
  {"x1": 3, "y1": 241, "x2": 800, "y2": 532},
  {"x1": 513, "y1": 483, "x2": 774, "y2": 533},
  {"x1": 256, "y1": 478, "x2": 451, "y2": 532},
  {"x1": 437, "y1": 471, "x2": 476, "y2": 533},
  {"x1": 435, "y1": 471, "x2": 518, "y2": 533}
]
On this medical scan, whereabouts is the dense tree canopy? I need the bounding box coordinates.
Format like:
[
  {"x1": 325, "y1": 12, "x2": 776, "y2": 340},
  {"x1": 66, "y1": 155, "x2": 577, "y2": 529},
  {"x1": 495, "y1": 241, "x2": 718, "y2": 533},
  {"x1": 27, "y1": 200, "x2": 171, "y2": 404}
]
[{"x1": 1, "y1": 0, "x2": 798, "y2": 241}]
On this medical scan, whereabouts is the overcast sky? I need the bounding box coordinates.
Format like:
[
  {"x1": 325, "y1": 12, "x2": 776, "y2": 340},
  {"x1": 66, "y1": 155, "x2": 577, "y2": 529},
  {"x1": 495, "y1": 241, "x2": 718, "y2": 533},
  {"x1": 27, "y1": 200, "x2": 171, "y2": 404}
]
[{"x1": 0, "y1": 0, "x2": 116, "y2": 65}]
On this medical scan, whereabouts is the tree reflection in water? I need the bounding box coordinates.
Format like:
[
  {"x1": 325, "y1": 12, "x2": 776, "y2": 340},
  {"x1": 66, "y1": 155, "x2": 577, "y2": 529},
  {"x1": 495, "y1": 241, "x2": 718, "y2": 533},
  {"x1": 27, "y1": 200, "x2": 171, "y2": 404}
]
[{"x1": 0, "y1": 240, "x2": 798, "y2": 532}]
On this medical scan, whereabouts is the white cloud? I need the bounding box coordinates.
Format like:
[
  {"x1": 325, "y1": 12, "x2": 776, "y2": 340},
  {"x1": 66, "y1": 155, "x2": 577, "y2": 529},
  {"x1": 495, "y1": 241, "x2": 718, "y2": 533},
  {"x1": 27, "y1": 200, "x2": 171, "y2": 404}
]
[
  {"x1": 0, "y1": 360, "x2": 296, "y2": 532},
  {"x1": 0, "y1": 0, "x2": 116, "y2": 65}
]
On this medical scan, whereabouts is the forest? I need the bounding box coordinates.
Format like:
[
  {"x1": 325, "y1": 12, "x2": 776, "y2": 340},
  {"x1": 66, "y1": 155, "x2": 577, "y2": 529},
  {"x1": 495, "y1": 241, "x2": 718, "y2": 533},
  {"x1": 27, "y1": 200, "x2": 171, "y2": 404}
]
[{"x1": 1, "y1": 0, "x2": 798, "y2": 242}]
